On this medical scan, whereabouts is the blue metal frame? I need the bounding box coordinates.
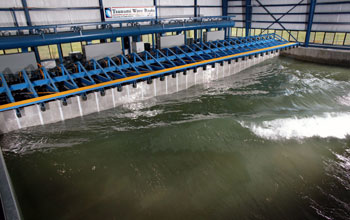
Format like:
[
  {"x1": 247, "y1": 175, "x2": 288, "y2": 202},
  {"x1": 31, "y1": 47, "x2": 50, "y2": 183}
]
[
  {"x1": 245, "y1": 0, "x2": 252, "y2": 37},
  {"x1": 0, "y1": 34, "x2": 297, "y2": 112},
  {"x1": 98, "y1": 0, "x2": 105, "y2": 22},
  {"x1": 228, "y1": 0, "x2": 349, "y2": 49},
  {"x1": 20, "y1": 0, "x2": 32, "y2": 27},
  {"x1": 0, "y1": 16, "x2": 235, "y2": 50},
  {"x1": 305, "y1": 0, "x2": 317, "y2": 47},
  {"x1": 260, "y1": 0, "x2": 305, "y2": 36},
  {"x1": 254, "y1": 0, "x2": 298, "y2": 42}
]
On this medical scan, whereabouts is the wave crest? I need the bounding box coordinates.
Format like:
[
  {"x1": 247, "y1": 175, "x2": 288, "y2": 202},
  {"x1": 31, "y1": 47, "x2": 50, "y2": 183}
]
[{"x1": 240, "y1": 112, "x2": 350, "y2": 140}]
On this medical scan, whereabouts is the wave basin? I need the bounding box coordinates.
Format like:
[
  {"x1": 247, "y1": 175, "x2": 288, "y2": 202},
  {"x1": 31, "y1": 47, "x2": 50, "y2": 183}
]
[{"x1": 1, "y1": 57, "x2": 350, "y2": 220}]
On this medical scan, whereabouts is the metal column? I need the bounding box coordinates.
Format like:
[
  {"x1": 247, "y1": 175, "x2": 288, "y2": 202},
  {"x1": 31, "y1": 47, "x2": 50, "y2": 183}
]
[
  {"x1": 305, "y1": 0, "x2": 317, "y2": 47},
  {"x1": 245, "y1": 0, "x2": 252, "y2": 37},
  {"x1": 222, "y1": 0, "x2": 228, "y2": 38},
  {"x1": 194, "y1": 0, "x2": 198, "y2": 41},
  {"x1": 154, "y1": 0, "x2": 158, "y2": 20},
  {"x1": 20, "y1": 0, "x2": 32, "y2": 27},
  {"x1": 222, "y1": 0, "x2": 228, "y2": 17},
  {"x1": 98, "y1": 0, "x2": 105, "y2": 22}
]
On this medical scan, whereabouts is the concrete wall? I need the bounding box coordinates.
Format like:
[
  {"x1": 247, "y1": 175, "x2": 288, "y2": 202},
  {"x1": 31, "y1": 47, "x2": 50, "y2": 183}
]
[
  {"x1": 0, "y1": 51, "x2": 281, "y2": 133},
  {"x1": 281, "y1": 47, "x2": 350, "y2": 67}
]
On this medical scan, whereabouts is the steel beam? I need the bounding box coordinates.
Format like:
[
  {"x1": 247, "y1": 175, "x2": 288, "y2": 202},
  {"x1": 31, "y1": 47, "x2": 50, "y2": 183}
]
[{"x1": 0, "y1": 20, "x2": 235, "y2": 50}]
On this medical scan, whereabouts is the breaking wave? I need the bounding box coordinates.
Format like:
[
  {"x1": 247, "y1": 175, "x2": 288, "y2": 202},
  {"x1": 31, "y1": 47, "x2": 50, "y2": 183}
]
[{"x1": 240, "y1": 112, "x2": 350, "y2": 140}]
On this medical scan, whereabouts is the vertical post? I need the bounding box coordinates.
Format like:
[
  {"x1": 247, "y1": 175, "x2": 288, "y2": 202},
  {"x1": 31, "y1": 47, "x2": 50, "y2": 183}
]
[
  {"x1": 98, "y1": 0, "x2": 105, "y2": 22},
  {"x1": 154, "y1": 0, "x2": 158, "y2": 20},
  {"x1": 121, "y1": 37, "x2": 125, "y2": 55},
  {"x1": 222, "y1": 0, "x2": 228, "y2": 38},
  {"x1": 21, "y1": 0, "x2": 32, "y2": 27},
  {"x1": 222, "y1": 0, "x2": 228, "y2": 17},
  {"x1": 57, "y1": 44, "x2": 64, "y2": 64},
  {"x1": 152, "y1": 33, "x2": 156, "y2": 49},
  {"x1": 11, "y1": 9, "x2": 19, "y2": 28},
  {"x1": 305, "y1": 0, "x2": 317, "y2": 47},
  {"x1": 33, "y1": 47, "x2": 41, "y2": 64},
  {"x1": 245, "y1": 0, "x2": 252, "y2": 37},
  {"x1": 194, "y1": 0, "x2": 198, "y2": 41}
]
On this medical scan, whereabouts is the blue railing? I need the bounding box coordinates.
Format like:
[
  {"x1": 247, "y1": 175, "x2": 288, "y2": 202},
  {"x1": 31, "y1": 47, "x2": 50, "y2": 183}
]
[
  {"x1": 0, "y1": 34, "x2": 297, "y2": 113},
  {"x1": 0, "y1": 16, "x2": 235, "y2": 33}
]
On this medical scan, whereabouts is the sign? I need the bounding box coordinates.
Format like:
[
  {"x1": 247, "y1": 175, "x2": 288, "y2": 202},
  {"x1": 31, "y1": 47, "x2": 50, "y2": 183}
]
[{"x1": 104, "y1": 7, "x2": 155, "y2": 20}]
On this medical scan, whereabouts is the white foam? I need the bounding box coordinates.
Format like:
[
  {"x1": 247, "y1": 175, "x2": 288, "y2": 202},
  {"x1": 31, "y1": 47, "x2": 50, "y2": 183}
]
[
  {"x1": 338, "y1": 93, "x2": 350, "y2": 106},
  {"x1": 240, "y1": 112, "x2": 350, "y2": 140}
]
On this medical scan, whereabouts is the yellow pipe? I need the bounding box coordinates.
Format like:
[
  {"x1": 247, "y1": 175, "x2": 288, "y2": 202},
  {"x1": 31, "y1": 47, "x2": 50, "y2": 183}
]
[{"x1": 0, "y1": 42, "x2": 295, "y2": 111}]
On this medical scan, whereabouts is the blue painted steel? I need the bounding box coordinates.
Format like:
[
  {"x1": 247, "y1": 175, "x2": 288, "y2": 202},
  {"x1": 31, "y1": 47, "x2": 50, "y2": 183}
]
[
  {"x1": 153, "y1": 0, "x2": 158, "y2": 20},
  {"x1": 260, "y1": 0, "x2": 305, "y2": 36},
  {"x1": 21, "y1": 0, "x2": 32, "y2": 27},
  {"x1": 57, "y1": 44, "x2": 64, "y2": 64},
  {"x1": 222, "y1": 0, "x2": 228, "y2": 17},
  {"x1": 0, "y1": 34, "x2": 297, "y2": 112},
  {"x1": 245, "y1": 0, "x2": 252, "y2": 37},
  {"x1": 98, "y1": 0, "x2": 105, "y2": 22},
  {"x1": 0, "y1": 17, "x2": 235, "y2": 50},
  {"x1": 305, "y1": 0, "x2": 317, "y2": 47},
  {"x1": 254, "y1": 0, "x2": 298, "y2": 42},
  {"x1": 0, "y1": 16, "x2": 234, "y2": 32}
]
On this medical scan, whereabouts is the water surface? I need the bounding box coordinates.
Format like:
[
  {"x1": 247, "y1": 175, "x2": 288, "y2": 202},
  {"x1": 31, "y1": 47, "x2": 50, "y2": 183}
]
[{"x1": 1, "y1": 57, "x2": 350, "y2": 220}]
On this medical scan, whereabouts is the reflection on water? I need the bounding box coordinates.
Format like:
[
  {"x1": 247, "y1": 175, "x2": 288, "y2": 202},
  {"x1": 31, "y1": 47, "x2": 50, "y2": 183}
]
[{"x1": 1, "y1": 57, "x2": 350, "y2": 220}]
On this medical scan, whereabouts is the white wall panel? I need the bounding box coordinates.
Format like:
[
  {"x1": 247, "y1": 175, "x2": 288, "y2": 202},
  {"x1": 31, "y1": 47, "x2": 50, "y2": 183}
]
[
  {"x1": 313, "y1": 3, "x2": 350, "y2": 32},
  {"x1": 314, "y1": 14, "x2": 350, "y2": 23},
  {"x1": 228, "y1": 1, "x2": 244, "y2": 7},
  {"x1": 252, "y1": 5, "x2": 308, "y2": 14},
  {"x1": 158, "y1": 0, "x2": 194, "y2": 6},
  {"x1": 315, "y1": 4, "x2": 350, "y2": 12},
  {"x1": 228, "y1": 7, "x2": 244, "y2": 14},
  {"x1": 312, "y1": 24, "x2": 350, "y2": 32},
  {"x1": 158, "y1": 8, "x2": 194, "y2": 18},
  {"x1": 0, "y1": 11, "x2": 16, "y2": 27},
  {"x1": 198, "y1": 0, "x2": 221, "y2": 6},
  {"x1": 103, "y1": 0, "x2": 154, "y2": 7},
  {"x1": 29, "y1": 10, "x2": 101, "y2": 25},
  {"x1": 198, "y1": 8, "x2": 221, "y2": 16},
  {"x1": 251, "y1": 22, "x2": 306, "y2": 30},
  {"x1": 27, "y1": 0, "x2": 99, "y2": 7},
  {"x1": 252, "y1": 0, "x2": 301, "y2": 4},
  {"x1": 0, "y1": 0, "x2": 22, "y2": 8},
  {"x1": 0, "y1": 11, "x2": 26, "y2": 27},
  {"x1": 14, "y1": 11, "x2": 27, "y2": 26},
  {"x1": 235, "y1": 22, "x2": 244, "y2": 27}
]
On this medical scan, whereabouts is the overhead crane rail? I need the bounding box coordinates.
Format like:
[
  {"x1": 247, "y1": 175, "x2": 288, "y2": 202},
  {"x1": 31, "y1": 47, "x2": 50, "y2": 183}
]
[{"x1": 0, "y1": 33, "x2": 298, "y2": 115}]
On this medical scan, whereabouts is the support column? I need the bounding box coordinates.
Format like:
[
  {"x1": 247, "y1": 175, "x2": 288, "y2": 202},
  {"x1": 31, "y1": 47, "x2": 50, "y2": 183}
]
[
  {"x1": 98, "y1": 0, "x2": 105, "y2": 22},
  {"x1": 305, "y1": 0, "x2": 317, "y2": 47},
  {"x1": 245, "y1": 0, "x2": 252, "y2": 37},
  {"x1": 21, "y1": 0, "x2": 32, "y2": 27},
  {"x1": 57, "y1": 44, "x2": 64, "y2": 64},
  {"x1": 194, "y1": 0, "x2": 198, "y2": 41},
  {"x1": 222, "y1": 0, "x2": 228, "y2": 38},
  {"x1": 154, "y1": 0, "x2": 158, "y2": 20}
]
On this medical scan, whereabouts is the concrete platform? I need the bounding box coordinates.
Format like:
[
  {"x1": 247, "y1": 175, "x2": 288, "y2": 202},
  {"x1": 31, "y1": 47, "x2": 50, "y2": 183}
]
[{"x1": 281, "y1": 47, "x2": 350, "y2": 67}]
